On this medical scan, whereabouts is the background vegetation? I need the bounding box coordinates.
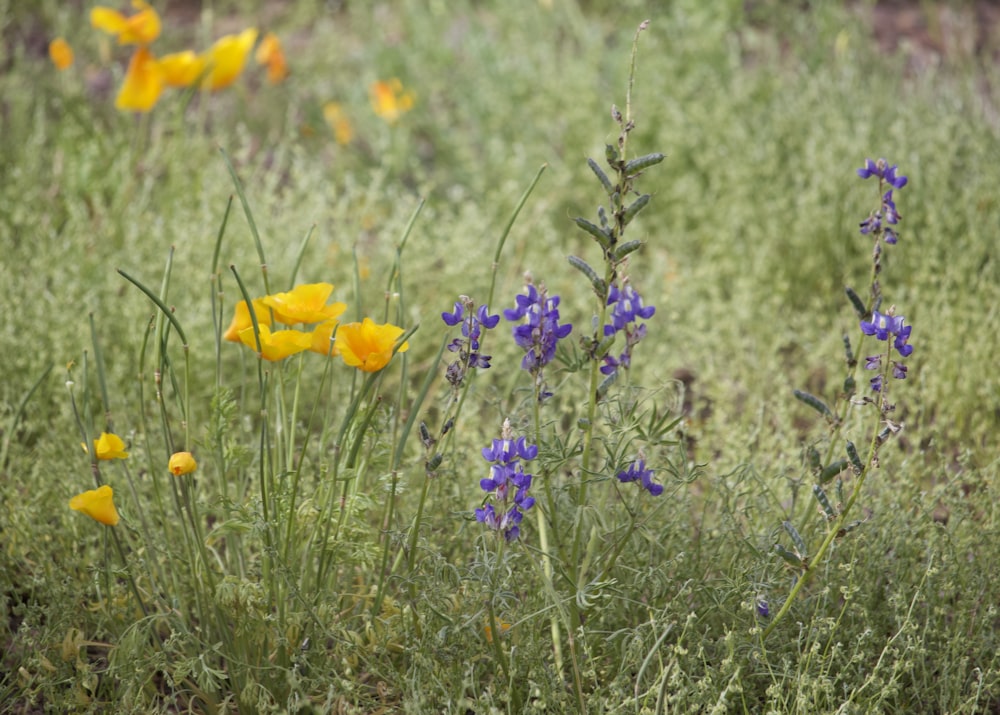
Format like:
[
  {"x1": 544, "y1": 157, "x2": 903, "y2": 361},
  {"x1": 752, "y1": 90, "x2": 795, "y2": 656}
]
[{"x1": 2, "y1": 0, "x2": 999, "y2": 712}]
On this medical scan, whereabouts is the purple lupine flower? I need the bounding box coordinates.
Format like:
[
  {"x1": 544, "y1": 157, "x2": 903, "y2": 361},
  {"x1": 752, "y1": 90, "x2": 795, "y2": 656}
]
[
  {"x1": 860, "y1": 309, "x2": 914, "y2": 390},
  {"x1": 616, "y1": 457, "x2": 663, "y2": 496},
  {"x1": 756, "y1": 598, "x2": 770, "y2": 619},
  {"x1": 601, "y1": 281, "x2": 654, "y2": 376},
  {"x1": 476, "y1": 419, "x2": 537, "y2": 541},
  {"x1": 857, "y1": 158, "x2": 907, "y2": 245},
  {"x1": 857, "y1": 158, "x2": 908, "y2": 189},
  {"x1": 504, "y1": 281, "x2": 573, "y2": 393},
  {"x1": 442, "y1": 296, "x2": 500, "y2": 386}
]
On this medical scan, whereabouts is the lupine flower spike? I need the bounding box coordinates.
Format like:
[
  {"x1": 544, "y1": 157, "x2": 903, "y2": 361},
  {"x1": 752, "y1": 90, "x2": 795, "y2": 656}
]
[
  {"x1": 600, "y1": 280, "x2": 655, "y2": 376},
  {"x1": 442, "y1": 295, "x2": 500, "y2": 387},
  {"x1": 504, "y1": 280, "x2": 573, "y2": 399},
  {"x1": 860, "y1": 308, "x2": 914, "y2": 392},
  {"x1": 857, "y1": 158, "x2": 907, "y2": 246},
  {"x1": 476, "y1": 419, "x2": 538, "y2": 542},
  {"x1": 616, "y1": 455, "x2": 663, "y2": 496}
]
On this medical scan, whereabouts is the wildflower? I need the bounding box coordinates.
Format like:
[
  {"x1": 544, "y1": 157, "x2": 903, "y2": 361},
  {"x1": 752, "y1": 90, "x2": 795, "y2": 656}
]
[
  {"x1": 115, "y1": 46, "x2": 165, "y2": 112},
  {"x1": 476, "y1": 419, "x2": 537, "y2": 541},
  {"x1": 201, "y1": 28, "x2": 258, "y2": 91},
  {"x1": 756, "y1": 598, "x2": 770, "y2": 619},
  {"x1": 370, "y1": 78, "x2": 415, "y2": 123},
  {"x1": 237, "y1": 324, "x2": 312, "y2": 362},
  {"x1": 261, "y1": 283, "x2": 346, "y2": 326},
  {"x1": 323, "y1": 102, "x2": 354, "y2": 145},
  {"x1": 484, "y1": 619, "x2": 512, "y2": 643},
  {"x1": 857, "y1": 158, "x2": 908, "y2": 189},
  {"x1": 255, "y1": 32, "x2": 288, "y2": 84},
  {"x1": 159, "y1": 50, "x2": 206, "y2": 88},
  {"x1": 69, "y1": 485, "x2": 120, "y2": 526},
  {"x1": 91, "y1": 432, "x2": 129, "y2": 460},
  {"x1": 91, "y1": 0, "x2": 161, "y2": 46},
  {"x1": 504, "y1": 282, "x2": 573, "y2": 374},
  {"x1": 442, "y1": 296, "x2": 500, "y2": 386},
  {"x1": 308, "y1": 319, "x2": 340, "y2": 357},
  {"x1": 168, "y1": 451, "x2": 197, "y2": 476},
  {"x1": 49, "y1": 38, "x2": 74, "y2": 70},
  {"x1": 600, "y1": 281, "x2": 655, "y2": 376},
  {"x1": 335, "y1": 318, "x2": 409, "y2": 372},
  {"x1": 858, "y1": 158, "x2": 906, "y2": 244},
  {"x1": 616, "y1": 457, "x2": 663, "y2": 496},
  {"x1": 223, "y1": 298, "x2": 272, "y2": 342},
  {"x1": 860, "y1": 309, "x2": 914, "y2": 391}
]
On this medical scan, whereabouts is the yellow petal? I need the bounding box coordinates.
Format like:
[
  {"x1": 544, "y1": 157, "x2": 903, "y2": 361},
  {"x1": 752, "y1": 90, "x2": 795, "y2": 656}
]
[
  {"x1": 91, "y1": 1, "x2": 160, "y2": 45},
  {"x1": 370, "y1": 78, "x2": 415, "y2": 124},
  {"x1": 115, "y1": 47, "x2": 165, "y2": 113},
  {"x1": 335, "y1": 318, "x2": 408, "y2": 372},
  {"x1": 238, "y1": 324, "x2": 311, "y2": 362},
  {"x1": 223, "y1": 298, "x2": 272, "y2": 342},
  {"x1": 308, "y1": 319, "x2": 340, "y2": 357},
  {"x1": 159, "y1": 50, "x2": 206, "y2": 88},
  {"x1": 261, "y1": 283, "x2": 346, "y2": 325},
  {"x1": 168, "y1": 451, "x2": 197, "y2": 476},
  {"x1": 49, "y1": 38, "x2": 74, "y2": 70},
  {"x1": 255, "y1": 32, "x2": 288, "y2": 84},
  {"x1": 93, "y1": 432, "x2": 129, "y2": 460},
  {"x1": 69, "y1": 485, "x2": 120, "y2": 526},
  {"x1": 323, "y1": 102, "x2": 354, "y2": 145},
  {"x1": 201, "y1": 27, "x2": 258, "y2": 91}
]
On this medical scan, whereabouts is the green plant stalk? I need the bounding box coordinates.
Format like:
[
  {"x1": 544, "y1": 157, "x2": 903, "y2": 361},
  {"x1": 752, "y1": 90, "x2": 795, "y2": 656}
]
[{"x1": 762, "y1": 372, "x2": 888, "y2": 639}]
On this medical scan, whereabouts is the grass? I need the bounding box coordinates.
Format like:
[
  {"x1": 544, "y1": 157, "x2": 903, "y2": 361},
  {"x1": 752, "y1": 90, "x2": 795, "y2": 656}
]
[{"x1": 2, "y1": 0, "x2": 1000, "y2": 712}]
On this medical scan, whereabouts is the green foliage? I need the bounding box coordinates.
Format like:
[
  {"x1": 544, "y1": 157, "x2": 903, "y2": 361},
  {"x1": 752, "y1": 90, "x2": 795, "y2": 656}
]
[{"x1": 2, "y1": 0, "x2": 1000, "y2": 712}]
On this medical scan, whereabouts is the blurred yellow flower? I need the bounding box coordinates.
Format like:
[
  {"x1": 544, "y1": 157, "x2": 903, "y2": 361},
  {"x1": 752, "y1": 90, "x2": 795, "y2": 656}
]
[
  {"x1": 322, "y1": 102, "x2": 354, "y2": 145},
  {"x1": 262, "y1": 283, "x2": 346, "y2": 325},
  {"x1": 168, "y1": 451, "x2": 197, "y2": 476},
  {"x1": 201, "y1": 27, "x2": 258, "y2": 91},
  {"x1": 308, "y1": 319, "x2": 340, "y2": 357},
  {"x1": 335, "y1": 318, "x2": 409, "y2": 373},
  {"x1": 49, "y1": 38, "x2": 74, "y2": 70},
  {"x1": 370, "y1": 78, "x2": 414, "y2": 124},
  {"x1": 159, "y1": 50, "x2": 205, "y2": 88},
  {"x1": 91, "y1": 0, "x2": 161, "y2": 46},
  {"x1": 223, "y1": 298, "x2": 273, "y2": 342},
  {"x1": 93, "y1": 432, "x2": 129, "y2": 460},
  {"x1": 484, "y1": 619, "x2": 512, "y2": 643},
  {"x1": 69, "y1": 485, "x2": 120, "y2": 526},
  {"x1": 116, "y1": 46, "x2": 165, "y2": 112},
  {"x1": 237, "y1": 324, "x2": 312, "y2": 362},
  {"x1": 255, "y1": 32, "x2": 288, "y2": 84}
]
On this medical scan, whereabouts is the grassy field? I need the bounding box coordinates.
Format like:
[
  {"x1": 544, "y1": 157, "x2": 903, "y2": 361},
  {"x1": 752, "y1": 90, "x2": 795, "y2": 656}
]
[{"x1": 3, "y1": 0, "x2": 1000, "y2": 712}]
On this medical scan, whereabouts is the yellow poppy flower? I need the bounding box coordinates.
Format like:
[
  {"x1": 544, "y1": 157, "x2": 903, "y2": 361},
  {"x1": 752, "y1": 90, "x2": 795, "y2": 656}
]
[
  {"x1": 237, "y1": 324, "x2": 312, "y2": 362},
  {"x1": 255, "y1": 32, "x2": 288, "y2": 85},
  {"x1": 168, "y1": 451, "x2": 197, "y2": 476},
  {"x1": 115, "y1": 46, "x2": 165, "y2": 113},
  {"x1": 335, "y1": 318, "x2": 409, "y2": 373},
  {"x1": 322, "y1": 102, "x2": 354, "y2": 145},
  {"x1": 261, "y1": 283, "x2": 346, "y2": 326},
  {"x1": 159, "y1": 50, "x2": 205, "y2": 88},
  {"x1": 201, "y1": 27, "x2": 258, "y2": 91},
  {"x1": 308, "y1": 319, "x2": 340, "y2": 357},
  {"x1": 90, "y1": 0, "x2": 161, "y2": 46},
  {"x1": 92, "y1": 432, "x2": 129, "y2": 460},
  {"x1": 369, "y1": 78, "x2": 415, "y2": 124},
  {"x1": 49, "y1": 38, "x2": 74, "y2": 70},
  {"x1": 69, "y1": 485, "x2": 120, "y2": 526},
  {"x1": 223, "y1": 298, "x2": 273, "y2": 342}
]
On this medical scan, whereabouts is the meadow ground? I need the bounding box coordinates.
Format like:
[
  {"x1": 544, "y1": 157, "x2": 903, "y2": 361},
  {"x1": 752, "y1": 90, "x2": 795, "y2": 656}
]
[{"x1": 2, "y1": 1, "x2": 1000, "y2": 712}]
